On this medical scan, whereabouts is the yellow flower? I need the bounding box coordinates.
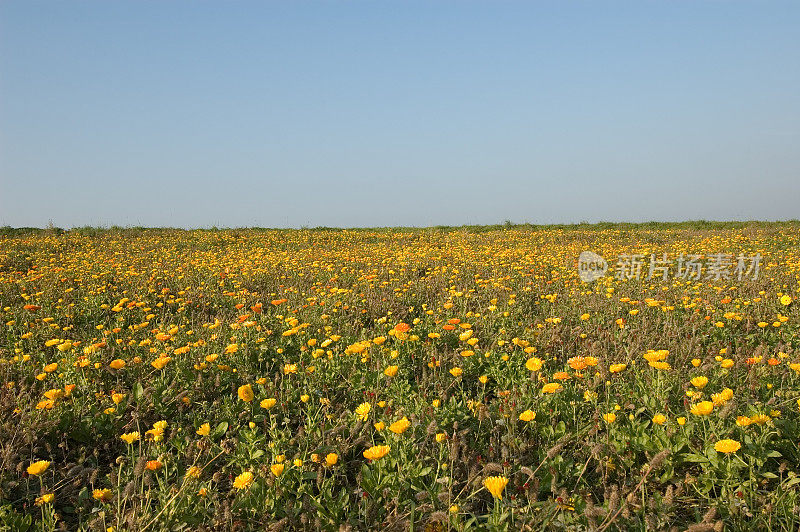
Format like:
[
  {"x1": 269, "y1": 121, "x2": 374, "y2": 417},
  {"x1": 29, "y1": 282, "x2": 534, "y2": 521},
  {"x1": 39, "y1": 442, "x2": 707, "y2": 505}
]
[
  {"x1": 384, "y1": 365, "x2": 398, "y2": 377},
  {"x1": 518, "y1": 410, "x2": 536, "y2": 422},
  {"x1": 690, "y1": 401, "x2": 714, "y2": 416},
  {"x1": 109, "y1": 359, "x2": 126, "y2": 370},
  {"x1": 93, "y1": 488, "x2": 112, "y2": 502},
  {"x1": 449, "y1": 367, "x2": 462, "y2": 377},
  {"x1": 27, "y1": 460, "x2": 50, "y2": 476},
  {"x1": 196, "y1": 423, "x2": 210, "y2": 436},
  {"x1": 652, "y1": 414, "x2": 666, "y2": 425},
  {"x1": 270, "y1": 463, "x2": 285, "y2": 477},
  {"x1": 714, "y1": 439, "x2": 741, "y2": 454},
  {"x1": 677, "y1": 417, "x2": 686, "y2": 425},
  {"x1": 145, "y1": 460, "x2": 163, "y2": 471},
  {"x1": 690, "y1": 376, "x2": 708, "y2": 389},
  {"x1": 541, "y1": 383, "x2": 562, "y2": 394},
  {"x1": 363, "y1": 445, "x2": 390, "y2": 461},
  {"x1": 374, "y1": 421, "x2": 385, "y2": 431},
  {"x1": 325, "y1": 453, "x2": 338, "y2": 466},
  {"x1": 525, "y1": 357, "x2": 543, "y2": 371},
  {"x1": 388, "y1": 416, "x2": 411, "y2": 434},
  {"x1": 603, "y1": 413, "x2": 616, "y2": 423},
  {"x1": 237, "y1": 384, "x2": 254, "y2": 402},
  {"x1": 720, "y1": 359, "x2": 734, "y2": 369},
  {"x1": 736, "y1": 416, "x2": 752, "y2": 426},
  {"x1": 186, "y1": 466, "x2": 201, "y2": 478},
  {"x1": 355, "y1": 402, "x2": 371, "y2": 421},
  {"x1": 35, "y1": 493, "x2": 54, "y2": 506},
  {"x1": 435, "y1": 433, "x2": 447, "y2": 443},
  {"x1": 483, "y1": 476, "x2": 509, "y2": 499},
  {"x1": 234, "y1": 471, "x2": 255, "y2": 488},
  {"x1": 283, "y1": 363, "x2": 298, "y2": 375},
  {"x1": 293, "y1": 458, "x2": 303, "y2": 467},
  {"x1": 261, "y1": 398, "x2": 277, "y2": 409},
  {"x1": 691, "y1": 358, "x2": 701, "y2": 367},
  {"x1": 120, "y1": 432, "x2": 140, "y2": 444},
  {"x1": 609, "y1": 363, "x2": 627, "y2": 374},
  {"x1": 780, "y1": 295, "x2": 792, "y2": 306}
]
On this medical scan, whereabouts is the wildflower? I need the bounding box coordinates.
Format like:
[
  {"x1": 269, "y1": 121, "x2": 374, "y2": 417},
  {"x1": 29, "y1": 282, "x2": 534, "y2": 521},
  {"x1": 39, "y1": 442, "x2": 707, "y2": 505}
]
[
  {"x1": 196, "y1": 423, "x2": 210, "y2": 436},
  {"x1": 525, "y1": 357, "x2": 543, "y2": 371},
  {"x1": 145, "y1": 460, "x2": 163, "y2": 471},
  {"x1": 388, "y1": 417, "x2": 411, "y2": 434},
  {"x1": 186, "y1": 466, "x2": 201, "y2": 478},
  {"x1": 355, "y1": 402, "x2": 371, "y2": 421},
  {"x1": 691, "y1": 376, "x2": 708, "y2": 389},
  {"x1": 435, "y1": 433, "x2": 447, "y2": 443},
  {"x1": 270, "y1": 463, "x2": 285, "y2": 477},
  {"x1": 35, "y1": 493, "x2": 54, "y2": 506},
  {"x1": 27, "y1": 460, "x2": 50, "y2": 476},
  {"x1": 690, "y1": 401, "x2": 714, "y2": 416},
  {"x1": 449, "y1": 367, "x2": 462, "y2": 377},
  {"x1": 714, "y1": 439, "x2": 741, "y2": 454},
  {"x1": 325, "y1": 453, "x2": 338, "y2": 466},
  {"x1": 780, "y1": 295, "x2": 792, "y2": 306},
  {"x1": 261, "y1": 398, "x2": 277, "y2": 409},
  {"x1": 374, "y1": 421, "x2": 385, "y2": 431},
  {"x1": 541, "y1": 383, "x2": 562, "y2": 394},
  {"x1": 483, "y1": 476, "x2": 509, "y2": 499},
  {"x1": 736, "y1": 416, "x2": 752, "y2": 427},
  {"x1": 283, "y1": 364, "x2": 298, "y2": 374},
  {"x1": 234, "y1": 471, "x2": 254, "y2": 488},
  {"x1": 293, "y1": 458, "x2": 303, "y2": 467},
  {"x1": 691, "y1": 358, "x2": 701, "y2": 367},
  {"x1": 384, "y1": 365, "x2": 398, "y2": 377},
  {"x1": 603, "y1": 413, "x2": 616, "y2": 423},
  {"x1": 237, "y1": 384, "x2": 254, "y2": 402},
  {"x1": 677, "y1": 417, "x2": 686, "y2": 425},
  {"x1": 109, "y1": 359, "x2": 126, "y2": 370},
  {"x1": 93, "y1": 488, "x2": 112, "y2": 502},
  {"x1": 363, "y1": 445, "x2": 390, "y2": 461},
  {"x1": 652, "y1": 414, "x2": 666, "y2": 425},
  {"x1": 120, "y1": 432, "x2": 140, "y2": 444},
  {"x1": 609, "y1": 363, "x2": 627, "y2": 374},
  {"x1": 519, "y1": 410, "x2": 536, "y2": 421}
]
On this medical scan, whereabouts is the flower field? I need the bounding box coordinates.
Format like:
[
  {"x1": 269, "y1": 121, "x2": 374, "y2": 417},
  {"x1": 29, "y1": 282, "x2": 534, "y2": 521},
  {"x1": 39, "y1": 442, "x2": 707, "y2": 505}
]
[{"x1": 1, "y1": 223, "x2": 800, "y2": 530}]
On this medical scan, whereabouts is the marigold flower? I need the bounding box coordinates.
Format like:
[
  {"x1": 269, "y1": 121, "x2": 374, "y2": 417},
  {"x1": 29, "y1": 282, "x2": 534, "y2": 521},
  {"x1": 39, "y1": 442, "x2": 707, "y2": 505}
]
[
  {"x1": 384, "y1": 365, "x2": 398, "y2": 377},
  {"x1": 145, "y1": 460, "x2": 163, "y2": 471},
  {"x1": 355, "y1": 402, "x2": 371, "y2": 421},
  {"x1": 325, "y1": 453, "x2": 338, "y2": 466},
  {"x1": 237, "y1": 384, "x2": 254, "y2": 402},
  {"x1": 603, "y1": 413, "x2": 616, "y2": 423},
  {"x1": 780, "y1": 295, "x2": 792, "y2": 306},
  {"x1": 691, "y1": 376, "x2": 708, "y2": 389},
  {"x1": 483, "y1": 475, "x2": 509, "y2": 499},
  {"x1": 234, "y1": 471, "x2": 254, "y2": 488},
  {"x1": 93, "y1": 488, "x2": 112, "y2": 502},
  {"x1": 35, "y1": 493, "x2": 54, "y2": 506},
  {"x1": 714, "y1": 439, "x2": 741, "y2": 454},
  {"x1": 690, "y1": 401, "x2": 714, "y2": 416},
  {"x1": 270, "y1": 463, "x2": 285, "y2": 477},
  {"x1": 196, "y1": 423, "x2": 210, "y2": 436},
  {"x1": 261, "y1": 398, "x2": 277, "y2": 409},
  {"x1": 519, "y1": 410, "x2": 536, "y2": 422},
  {"x1": 541, "y1": 383, "x2": 562, "y2": 394},
  {"x1": 109, "y1": 359, "x2": 126, "y2": 370},
  {"x1": 525, "y1": 357, "x2": 543, "y2": 371},
  {"x1": 27, "y1": 460, "x2": 50, "y2": 476},
  {"x1": 388, "y1": 416, "x2": 411, "y2": 434},
  {"x1": 120, "y1": 432, "x2": 140, "y2": 444},
  {"x1": 609, "y1": 363, "x2": 627, "y2": 374},
  {"x1": 652, "y1": 414, "x2": 666, "y2": 425},
  {"x1": 363, "y1": 445, "x2": 390, "y2": 461},
  {"x1": 449, "y1": 367, "x2": 462, "y2": 377}
]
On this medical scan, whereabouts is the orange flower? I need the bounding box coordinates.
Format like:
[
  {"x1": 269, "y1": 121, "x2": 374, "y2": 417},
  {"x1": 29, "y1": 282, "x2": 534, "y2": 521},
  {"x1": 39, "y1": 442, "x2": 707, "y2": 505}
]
[
  {"x1": 394, "y1": 322, "x2": 411, "y2": 333},
  {"x1": 145, "y1": 460, "x2": 163, "y2": 471}
]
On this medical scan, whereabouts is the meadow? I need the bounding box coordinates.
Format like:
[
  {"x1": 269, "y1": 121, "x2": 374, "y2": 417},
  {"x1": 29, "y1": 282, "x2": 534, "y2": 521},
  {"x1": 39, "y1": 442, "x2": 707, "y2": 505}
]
[{"x1": 1, "y1": 222, "x2": 799, "y2": 531}]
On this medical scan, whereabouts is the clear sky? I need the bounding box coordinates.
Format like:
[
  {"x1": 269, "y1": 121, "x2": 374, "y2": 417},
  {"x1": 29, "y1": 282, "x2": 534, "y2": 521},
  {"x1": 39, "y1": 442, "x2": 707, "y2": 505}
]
[{"x1": 1, "y1": 1, "x2": 798, "y2": 228}]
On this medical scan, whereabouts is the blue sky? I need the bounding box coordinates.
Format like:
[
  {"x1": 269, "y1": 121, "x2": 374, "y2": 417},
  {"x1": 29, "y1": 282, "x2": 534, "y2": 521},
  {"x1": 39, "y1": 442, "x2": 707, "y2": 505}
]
[{"x1": 1, "y1": 1, "x2": 798, "y2": 228}]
